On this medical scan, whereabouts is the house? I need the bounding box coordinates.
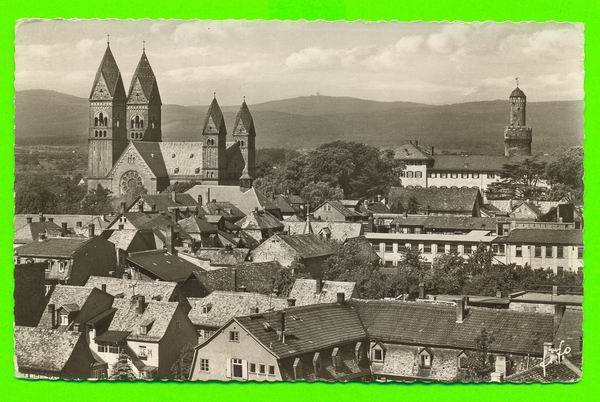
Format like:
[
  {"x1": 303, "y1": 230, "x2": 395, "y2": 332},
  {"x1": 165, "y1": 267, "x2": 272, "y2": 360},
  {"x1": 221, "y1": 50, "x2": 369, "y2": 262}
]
[
  {"x1": 186, "y1": 185, "x2": 280, "y2": 217},
  {"x1": 102, "y1": 229, "x2": 157, "y2": 268},
  {"x1": 283, "y1": 221, "x2": 363, "y2": 243},
  {"x1": 251, "y1": 233, "x2": 336, "y2": 277},
  {"x1": 506, "y1": 352, "x2": 581, "y2": 383},
  {"x1": 275, "y1": 193, "x2": 306, "y2": 217},
  {"x1": 194, "y1": 261, "x2": 286, "y2": 296},
  {"x1": 235, "y1": 209, "x2": 284, "y2": 243},
  {"x1": 193, "y1": 247, "x2": 250, "y2": 270},
  {"x1": 14, "y1": 263, "x2": 47, "y2": 327},
  {"x1": 14, "y1": 213, "x2": 112, "y2": 245},
  {"x1": 353, "y1": 298, "x2": 556, "y2": 382},
  {"x1": 509, "y1": 287, "x2": 583, "y2": 315},
  {"x1": 14, "y1": 235, "x2": 117, "y2": 289},
  {"x1": 313, "y1": 200, "x2": 364, "y2": 222},
  {"x1": 13, "y1": 214, "x2": 63, "y2": 246},
  {"x1": 177, "y1": 215, "x2": 219, "y2": 248},
  {"x1": 188, "y1": 291, "x2": 288, "y2": 341},
  {"x1": 14, "y1": 326, "x2": 98, "y2": 379},
  {"x1": 136, "y1": 192, "x2": 200, "y2": 215},
  {"x1": 387, "y1": 215, "x2": 500, "y2": 235},
  {"x1": 189, "y1": 298, "x2": 370, "y2": 381},
  {"x1": 90, "y1": 296, "x2": 198, "y2": 379},
  {"x1": 289, "y1": 278, "x2": 357, "y2": 306},
  {"x1": 201, "y1": 200, "x2": 246, "y2": 223},
  {"x1": 272, "y1": 195, "x2": 298, "y2": 219},
  {"x1": 387, "y1": 186, "x2": 483, "y2": 217},
  {"x1": 125, "y1": 249, "x2": 205, "y2": 298},
  {"x1": 84, "y1": 275, "x2": 184, "y2": 304},
  {"x1": 493, "y1": 229, "x2": 583, "y2": 273},
  {"x1": 394, "y1": 141, "x2": 435, "y2": 187}
]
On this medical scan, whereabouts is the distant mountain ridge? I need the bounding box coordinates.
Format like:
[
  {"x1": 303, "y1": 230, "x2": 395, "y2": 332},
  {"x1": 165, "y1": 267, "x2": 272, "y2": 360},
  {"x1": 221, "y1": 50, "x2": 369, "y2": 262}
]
[{"x1": 15, "y1": 89, "x2": 583, "y2": 154}]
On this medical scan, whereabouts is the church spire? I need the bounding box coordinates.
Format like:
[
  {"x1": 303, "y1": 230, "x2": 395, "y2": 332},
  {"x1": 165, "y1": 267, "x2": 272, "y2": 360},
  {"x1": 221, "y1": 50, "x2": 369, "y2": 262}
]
[
  {"x1": 127, "y1": 46, "x2": 161, "y2": 105},
  {"x1": 89, "y1": 41, "x2": 125, "y2": 101},
  {"x1": 303, "y1": 204, "x2": 314, "y2": 234}
]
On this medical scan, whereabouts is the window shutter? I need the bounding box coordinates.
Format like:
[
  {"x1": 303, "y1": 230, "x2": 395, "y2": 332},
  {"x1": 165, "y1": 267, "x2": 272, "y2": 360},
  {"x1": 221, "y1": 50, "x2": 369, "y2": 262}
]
[
  {"x1": 225, "y1": 358, "x2": 231, "y2": 378},
  {"x1": 242, "y1": 360, "x2": 248, "y2": 380}
]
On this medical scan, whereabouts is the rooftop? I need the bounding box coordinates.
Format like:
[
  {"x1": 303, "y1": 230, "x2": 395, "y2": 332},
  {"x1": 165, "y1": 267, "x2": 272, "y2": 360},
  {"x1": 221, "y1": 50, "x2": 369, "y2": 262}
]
[
  {"x1": 127, "y1": 249, "x2": 204, "y2": 282},
  {"x1": 289, "y1": 279, "x2": 357, "y2": 306},
  {"x1": 84, "y1": 276, "x2": 178, "y2": 302},
  {"x1": 195, "y1": 247, "x2": 250, "y2": 267},
  {"x1": 15, "y1": 237, "x2": 92, "y2": 258},
  {"x1": 390, "y1": 215, "x2": 499, "y2": 231},
  {"x1": 499, "y1": 229, "x2": 583, "y2": 246},
  {"x1": 283, "y1": 221, "x2": 363, "y2": 242},
  {"x1": 109, "y1": 298, "x2": 179, "y2": 342},
  {"x1": 235, "y1": 209, "x2": 284, "y2": 231},
  {"x1": 272, "y1": 233, "x2": 336, "y2": 259},
  {"x1": 387, "y1": 186, "x2": 481, "y2": 214},
  {"x1": 15, "y1": 326, "x2": 84, "y2": 373}
]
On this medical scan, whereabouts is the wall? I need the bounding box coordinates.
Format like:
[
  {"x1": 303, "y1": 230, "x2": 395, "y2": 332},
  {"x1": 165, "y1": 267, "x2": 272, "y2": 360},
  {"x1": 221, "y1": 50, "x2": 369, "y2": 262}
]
[
  {"x1": 14, "y1": 263, "x2": 46, "y2": 326},
  {"x1": 70, "y1": 238, "x2": 117, "y2": 285},
  {"x1": 158, "y1": 304, "x2": 198, "y2": 378},
  {"x1": 252, "y1": 239, "x2": 297, "y2": 268},
  {"x1": 399, "y1": 162, "x2": 428, "y2": 187},
  {"x1": 500, "y1": 244, "x2": 583, "y2": 273},
  {"x1": 314, "y1": 204, "x2": 348, "y2": 222},
  {"x1": 190, "y1": 320, "x2": 280, "y2": 381}
]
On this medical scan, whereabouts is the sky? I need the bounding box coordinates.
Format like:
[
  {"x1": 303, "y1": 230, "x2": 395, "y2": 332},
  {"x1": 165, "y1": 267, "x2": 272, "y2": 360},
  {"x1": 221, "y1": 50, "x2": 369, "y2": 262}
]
[{"x1": 15, "y1": 20, "x2": 584, "y2": 105}]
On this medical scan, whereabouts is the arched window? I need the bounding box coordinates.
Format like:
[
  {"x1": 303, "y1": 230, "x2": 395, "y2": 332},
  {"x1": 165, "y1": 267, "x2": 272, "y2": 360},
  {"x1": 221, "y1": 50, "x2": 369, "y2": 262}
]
[
  {"x1": 94, "y1": 130, "x2": 98, "y2": 137},
  {"x1": 174, "y1": 168, "x2": 179, "y2": 174},
  {"x1": 94, "y1": 117, "x2": 99, "y2": 126},
  {"x1": 195, "y1": 168, "x2": 200, "y2": 174},
  {"x1": 140, "y1": 119, "x2": 144, "y2": 128},
  {"x1": 241, "y1": 141, "x2": 245, "y2": 147},
  {"x1": 104, "y1": 131, "x2": 107, "y2": 137},
  {"x1": 104, "y1": 116, "x2": 108, "y2": 126},
  {"x1": 99, "y1": 112, "x2": 104, "y2": 125},
  {"x1": 130, "y1": 119, "x2": 134, "y2": 129}
]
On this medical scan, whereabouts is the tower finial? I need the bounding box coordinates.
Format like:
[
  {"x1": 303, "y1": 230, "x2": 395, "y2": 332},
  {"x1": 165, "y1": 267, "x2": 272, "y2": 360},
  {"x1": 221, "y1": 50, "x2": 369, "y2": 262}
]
[
  {"x1": 515, "y1": 76, "x2": 519, "y2": 88},
  {"x1": 243, "y1": 95, "x2": 246, "y2": 103},
  {"x1": 107, "y1": 34, "x2": 110, "y2": 46},
  {"x1": 213, "y1": 91, "x2": 216, "y2": 99},
  {"x1": 142, "y1": 40, "x2": 146, "y2": 52}
]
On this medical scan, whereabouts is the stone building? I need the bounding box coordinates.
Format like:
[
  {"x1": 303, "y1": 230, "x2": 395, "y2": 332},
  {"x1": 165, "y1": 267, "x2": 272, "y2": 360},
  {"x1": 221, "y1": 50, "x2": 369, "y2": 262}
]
[
  {"x1": 86, "y1": 42, "x2": 256, "y2": 195},
  {"x1": 504, "y1": 86, "x2": 533, "y2": 157}
]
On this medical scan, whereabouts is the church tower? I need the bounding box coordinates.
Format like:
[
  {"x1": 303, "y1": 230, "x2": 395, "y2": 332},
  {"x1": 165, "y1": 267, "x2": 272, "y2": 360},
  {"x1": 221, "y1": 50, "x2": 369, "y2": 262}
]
[
  {"x1": 126, "y1": 45, "x2": 162, "y2": 142},
  {"x1": 201, "y1": 95, "x2": 227, "y2": 183},
  {"x1": 504, "y1": 81, "x2": 532, "y2": 157},
  {"x1": 232, "y1": 98, "x2": 256, "y2": 188},
  {"x1": 87, "y1": 40, "x2": 127, "y2": 189}
]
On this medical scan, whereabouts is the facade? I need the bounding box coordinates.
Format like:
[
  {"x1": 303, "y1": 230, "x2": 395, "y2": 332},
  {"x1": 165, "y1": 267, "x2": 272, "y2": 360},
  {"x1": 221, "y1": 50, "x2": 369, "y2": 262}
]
[
  {"x1": 87, "y1": 43, "x2": 256, "y2": 195},
  {"x1": 313, "y1": 200, "x2": 364, "y2": 222},
  {"x1": 14, "y1": 263, "x2": 47, "y2": 327},
  {"x1": 387, "y1": 186, "x2": 483, "y2": 217}
]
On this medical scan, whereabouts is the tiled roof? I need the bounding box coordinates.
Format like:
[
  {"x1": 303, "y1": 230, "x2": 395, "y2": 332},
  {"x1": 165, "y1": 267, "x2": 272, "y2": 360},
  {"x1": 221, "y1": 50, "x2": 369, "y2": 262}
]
[
  {"x1": 499, "y1": 229, "x2": 583, "y2": 246},
  {"x1": 186, "y1": 185, "x2": 278, "y2": 216},
  {"x1": 393, "y1": 142, "x2": 433, "y2": 161},
  {"x1": 14, "y1": 214, "x2": 110, "y2": 234},
  {"x1": 555, "y1": 308, "x2": 583, "y2": 355},
  {"x1": 233, "y1": 101, "x2": 256, "y2": 137},
  {"x1": 510, "y1": 86, "x2": 526, "y2": 98},
  {"x1": 506, "y1": 357, "x2": 581, "y2": 382},
  {"x1": 196, "y1": 248, "x2": 250, "y2": 267},
  {"x1": 89, "y1": 45, "x2": 124, "y2": 99},
  {"x1": 15, "y1": 237, "x2": 92, "y2": 258},
  {"x1": 131, "y1": 142, "x2": 168, "y2": 177},
  {"x1": 15, "y1": 326, "x2": 84, "y2": 373},
  {"x1": 390, "y1": 215, "x2": 498, "y2": 231},
  {"x1": 387, "y1": 186, "x2": 480, "y2": 214},
  {"x1": 158, "y1": 142, "x2": 204, "y2": 177},
  {"x1": 202, "y1": 98, "x2": 227, "y2": 135},
  {"x1": 178, "y1": 215, "x2": 218, "y2": 234},
  {"x1": 109, "y1": 298, "x2": 179, "y2": 342},
  {"x1": 38, "y1": 285, "x2": 112, "y2": 328},
  {"x1": 127, "y1": 50, "x2": 161, "y2": 104},
  {"x1": 236, "y1": 209, "x2": 284, "y2": 231},
  {"x1": 106, "y1": 229, "x2": 148, "y2": 251},
  {"x1": 13, "y1": 221, "x2": 63, "y2": 243},
  {"x1": 84, "y1": 276, "x2": 178, "y2": 302},
  {"x1": 317, "y1": 200, "x2": 363, "y2": 218},
  {"x1": 359, "y1": 201, "x2": 390, "y2": 214},
  {"x1": 283, "y1": 221, "x2": 363, "y2": 242},
  {"x1": 352, "y1": 299, "x2": 554, "y2": 356},
  {"x1": 235, "y1": 303, "x2": 366, "y2": 359},
  {"x1": 289, "y1": 279, "x2": 357, "y2": 306},
  {"x1": 431, "y1": 155, "x2": 512, "y2": 172},
  {"x1": 273, "y1": 195, "x2": 297, "y2": 215},
  {"x1": 202, "y1": 201, "x2": 246, "y2": 221},
  {"x1": 188, "y1": 291, "x2": 287, "y2": 328},
  {"x1": 127, "y1": 250, "x2": 204, "y2": 282},
  {"x1": 140, "y1": 192, "x2": 198, "y2": 211},
  {"x1": 274, "y1": 233, "x2": 336, "y2": 259}
]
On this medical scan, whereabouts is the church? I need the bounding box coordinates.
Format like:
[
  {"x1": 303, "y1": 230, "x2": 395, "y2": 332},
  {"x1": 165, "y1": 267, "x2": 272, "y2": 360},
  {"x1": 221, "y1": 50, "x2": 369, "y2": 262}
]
[{"x1": 86, "y1": 42, "x2": 256, "y2": 196}]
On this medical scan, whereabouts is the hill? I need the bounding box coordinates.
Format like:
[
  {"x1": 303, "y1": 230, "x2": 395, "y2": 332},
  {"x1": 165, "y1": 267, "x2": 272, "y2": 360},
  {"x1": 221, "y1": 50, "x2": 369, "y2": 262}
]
[{"x1": 15, "y1": 90, "x2": 583, "y2": 153}]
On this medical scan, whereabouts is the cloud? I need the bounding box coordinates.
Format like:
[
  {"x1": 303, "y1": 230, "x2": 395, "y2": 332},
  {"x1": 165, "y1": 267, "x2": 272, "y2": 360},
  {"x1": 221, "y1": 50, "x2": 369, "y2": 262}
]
[
  {"x1": 171, "y1": 20, "x2": 250, "y2": 44},
  {"x1": 523, "y1": 28, "x2": 583, "y2": 59},
  {"x1": 15, "y1": 43, "x2": 64, "y2": 58},
  {"x1": 285, "y1": 46, "x2": 373, "y2": 70},
  {"x1": 426, "y1": 25, "x2": 472, "y2": 54}
]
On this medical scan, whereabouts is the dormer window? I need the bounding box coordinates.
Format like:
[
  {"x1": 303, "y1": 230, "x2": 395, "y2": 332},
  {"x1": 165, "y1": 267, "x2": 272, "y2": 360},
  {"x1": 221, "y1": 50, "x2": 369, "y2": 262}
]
[
  {"x1": 418, "y1": 348, "x2": 433, "y2": 368},
  {"x1": 201, "y1": 304, "x2": 212, "y2": 314},
  {"x1": 172, "y1": 153, "x2": 176, "y2": 158},
  {"x1": 457, "y1": 351, "x2": 468, "y2": 369},
  {"x1": 174, "y1": 168, "x2": 179, "y2": 174},
  {"x1": 371, "y1": 343, "x2": 385, "y2": 362},
  {"x1": 190, "y1": 154, "x2": 194, "y2": 158},
  {"x1": 60, "y1": 313, "x2": 69, "y2": 326},
  {"x1": 195, "y1": 168, "x2": 201, "y2": 174}
]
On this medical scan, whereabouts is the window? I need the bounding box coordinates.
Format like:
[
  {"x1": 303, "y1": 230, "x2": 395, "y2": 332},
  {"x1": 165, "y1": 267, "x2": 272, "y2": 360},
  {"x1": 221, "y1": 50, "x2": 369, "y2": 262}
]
[
  {"x1": 268, "y1": 365, "x2": 275, "y2": 376},
  {"x1": 463, "y1": 244, "x2": 472, "y2": 254},
  {"x1": 385, "y1": 242, "x2": 394, "y2": 253},
  {"x1": 423, "y1": 244, "x2": 432, "y2": 254},
  {"x1": 174, "y1": 168, "x2": 179, "y2": 174},
  {"x1": 461, "y1": 173, "x2": 468, "y2": 178},
  {"x1": 487, "y1": 173, "x2": 496, "y2": 179},
  {"x1": 440, "y1": 173, "x2": 447, "y2": 178},
  {"x1": 415, "y1": 171, "x2": 423, "y2": 178},
  {"x1": 457, "y1": 352, "x2": 468, "y2": 369},
  {"x1": 452, "y1": 173, "x2": 458, "y2": 178},
  {"x1": 406, "y1": 171, "x2": 414, "y2": 178},
  {"x1": 534, "y1": 246, "x2": 541, "y2": 258},
  {"x1": 546, "y1": 246, "x2": 553, "y2": 258},
  {"x1": 232, "y1": 358, "x2": 244, "y2": 378},
  {"x1": 437, "y1": 243, "x2": 446, "y2": 254},
  {"x1": 249, "y1": 363, "x2": 256, "y2": 374},
  {"x1": 578, "y1": 246, "x2": 584, "y2": 259},
  {"x1": 229, "y1": 331, "x2": 239, "y2": 342},
  {"x1": 199, "y1": 359, "x2": 210, "y2": 372},
  {"x1": 419, "y1": 352, "x2": 432, "y2": 368},
  {"x1": 473, "y1": 173, "x2": 479, "y2": 178},
  {"x1": 60, "y1": 313, "x2": 69, "y2": 326},
  {"x1": 195, "y1": 168, "x2": 201, "y2": 174},
  {"x1": 259, "y1": 364, "x2": 266, "y2": 375},
  {"x1": 557, "y1": 246, "x2": 564, "y2": 258},
  {"x1": 497, "y1": 244, "x2": 505, "y2": 255},
  {"x1": 138, "y1": 346, "x2": 148, "y2": 360},
  {"x1": 190, "y1": 153, "x2": 194, "y2": 158},
  {"x1": 557, "y1": 266, "x2": 564, "y2": 276},
  {"x1": 372, "y1": 348, "x2": 384, "y2": 362},
  {"x1": 98, "y1": 345, "x2": 108, "y2": 353},
  {"x1": 515, "y1": 245, "x2": 522, "y2": 257},
  {"x1": 108, "y1": 346, "x2": 120, "y2": 354},
  {"x1": 449, "y1": 244, "x2": 458, "y2": 254},
  {"x1": 140, "y1": 324, "x2": 147, "y2": 335}
]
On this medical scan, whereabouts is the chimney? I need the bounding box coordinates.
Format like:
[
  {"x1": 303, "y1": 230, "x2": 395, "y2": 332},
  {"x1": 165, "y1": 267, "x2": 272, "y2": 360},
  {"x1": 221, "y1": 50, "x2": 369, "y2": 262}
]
[
  {"x1": 171, "y1": 191, "x2": 177, "y2": 202},
  {"x1": 48, "y1": 217, "x2": 54, "y2": 223},
  {"x1": 120, "y1": 202, "x2": 127, "y2": 213},
  {"x1": 38, "y1": 212, "x2": 45, "y2": 222},
  {"x1": 197, "y1": 195, "x2": 203, "y2": 206},
  {"x1": 554, "y1": 304, "x2": 566, "y2": 334},
  {"x1": 26, "y1": 216, "x2": 32, "y2": 224},
  {"x1": 496, "y1": 290, "x2": 502, "y2": 298},
  {"x1": 88, "y1": 223, "x2": 95, "y2": 238},
  {"x1": 166, "y1": 225, "x2": 175, "y2": 254},
  {"x1": 101, "y1": 284, "x2": 107, "y2": 293},
  {"x1": 47, "y1": 304, "x2": 56, "y2": 328},
  {"x1": 233, "y1": 269, "x2": 238, "y2": 292},
  {"x1": 138, "y1": 201, "x2": 144, "y2": 212},
  {"x1": 287, "y1": 298, "x2": 296, "y2": 307},
  {"x1": 135, "y1": 295, "x2": 146, "y2": 314},
  {"x1": 455, "y1": 296, "x2": 468, "y2": 323},
  {"x1": 173, "y1": 208, "x2": 180, "y2": 223},
  {"x1": 418, "y1": 282, "x2": 425, "y2": 299},
  {"x1": 61, "y1": 222, "x2": 68, "y2": 236},
  {"x1": 316, "y1": 277, "x2": 323, "y2": 293},
  {"x1": 430, "y1": 146, "x2": 435, "y2": 156},
  {"x1": 337, "y1": 292, "x2": 345, "y2": 304},
  {"x1": 118, "y1": 224, "x2": 124, "y2": 230},
  {"x1": 76, "y1": 221, "x2": 82, "y2": 228},
  {"x1": 279, "y1": 311, "x2": 286, "y2": 343},
  {"x1": 552, "y1": 285, "x2": 559, "y2": 296}
]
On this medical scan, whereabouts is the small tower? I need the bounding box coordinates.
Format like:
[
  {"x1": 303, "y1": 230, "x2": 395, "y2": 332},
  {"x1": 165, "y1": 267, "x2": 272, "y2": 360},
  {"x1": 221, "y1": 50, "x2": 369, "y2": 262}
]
[
  {"x1": 126, "y1": 44, "x2": 162, "y2": 142},
  {"x1": 504, "y1": 79, "x2": 532, "y2": 157},
  {"x1": 201, "y1": 95, "x2": 227, "y2": 183},
  {"x1": 87, "y1": 39, "x2": 127, "y2": 188},
  {"x1": 233, "y1": 97, "x2": 256, "y2": 186}
]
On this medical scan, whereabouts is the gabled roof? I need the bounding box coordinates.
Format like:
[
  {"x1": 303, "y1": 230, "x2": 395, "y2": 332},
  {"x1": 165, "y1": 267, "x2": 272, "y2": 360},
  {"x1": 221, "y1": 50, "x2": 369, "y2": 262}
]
[
  {"x1": 431, "y1": 154, "x2": 511, "y2": 172},
  {"x1": 15, "y1": 326, "x2": 85, "y2": 373},
  {"x1": 283, "y1": 221, "x2": 363, "y2": 242},
  {"x1": 394, "y1": 142, "x2": 433, "y2": 161},
  {"x1": 202, "y1": 201, "x2": 246, "y2": 221},
  {"x1": 273, "y1": 195, "x2": 297, "y2": 215},
  {"x1": 232, "y1": 101, "x2": 256, "y2": 137},
  {"x1": 188, "y1": 291, "x2": 287, "y2": 328},
  {"x1": 498, "y1": 229, "x2": 583, "y2": 246},
  {"x1": 130, "y1": 142, "x2": 168, "y2": 177},
  {"x1": 127, "y1": 250, "x2": 204, "y2": 282},
  {"x1": 15, "y1": 237, "x2": 92, "y2": 258},
  {"x1": 140, "y1": 193, "x2": 198, "y2": 211},
  {"x1": 289, "y1": 279, "x2": 357, "y2": 306},
  {"x1": 512, "y1": 201, "x2": 543, "y2": 217},
  {"x1": 236, "y1": 209, "x2": 284, "y2": 231},
  {"x1": 234, "y1": 303, "x2": 366, "y2": 359},
  {"x1": 109, "y1": 298, "x2": 179, "y2": 342},
  {"x1": 352, "y1": 299, "x2": 554, "y2": 356},
  {"x1": 387, "y1": 186, "x2": 480, "y2": 214},
  {"x1": 13, "y1": 221, "x2": 63, "y2": 243},
  {"x1": 202, "y1": 97, "x2": 227, "y2": 135},
  {"x1": 178, "y1": 215, "x2": 218, "y2": 235},
  {"x1": 271, "y1": 233, "x2": 336, "y2": 259},
  {"x1": 316, "y1": 200, "x2": 363, "y2": 219},
  {"x1": 89, "y1": 44, "x2": 125, "y2": 100},
  {"x1": 38, "y1": 285, "x2": 113, "y2": 328},
  {"x1": 127, "y1": 50, "x2": 161, "y2": 104},
  {"x1": 195, "y1": 247, "x2": 250, "y2": 267},
  {"x1": 186, "y1": 185, "x2": 278, "y2": 216},
  {"x1": 84, "y1": 276, "x2": 178, "y2": 302},
  {"x1": 390, "y1": 215, "x2": 499, "y2": 231}
]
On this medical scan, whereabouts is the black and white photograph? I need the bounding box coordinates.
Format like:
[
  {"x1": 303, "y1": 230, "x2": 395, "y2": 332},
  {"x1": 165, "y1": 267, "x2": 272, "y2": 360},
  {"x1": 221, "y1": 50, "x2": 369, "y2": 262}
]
[{"x1": 13, "y1": 20, "x2": 583, "y2": 383}]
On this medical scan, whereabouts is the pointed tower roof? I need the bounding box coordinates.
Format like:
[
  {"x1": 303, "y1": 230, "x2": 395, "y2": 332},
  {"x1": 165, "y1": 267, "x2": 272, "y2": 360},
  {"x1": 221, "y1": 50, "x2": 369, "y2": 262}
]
[
  {"x1": 89, "y1": 44, "x2": 125, "y2": 100},
  {"x1": 233, "y1": 99, "x2": 256, "y2": 136},
  {"x1": 127, "y1": 48, "x2": 161, "y2": 104},
  {"x1": 202, "y1": 96, "x2": 227, "y2": 135},
  {"x1": 303, "y1": 206, "x2": 314, "y2": 235}
]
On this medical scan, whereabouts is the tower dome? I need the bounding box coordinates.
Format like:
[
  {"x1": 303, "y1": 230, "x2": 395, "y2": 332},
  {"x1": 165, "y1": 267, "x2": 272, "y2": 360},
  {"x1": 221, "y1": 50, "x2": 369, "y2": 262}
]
[{"x1": 510, "y1": 86, "x2": 526, "y2": 98}]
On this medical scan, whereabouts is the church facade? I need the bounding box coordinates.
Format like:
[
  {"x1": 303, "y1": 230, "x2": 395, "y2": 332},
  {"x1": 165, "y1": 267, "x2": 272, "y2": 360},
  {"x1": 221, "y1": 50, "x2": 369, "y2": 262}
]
[{"x1": 86, "y1": 43, "x2": 256, "y2": 196}]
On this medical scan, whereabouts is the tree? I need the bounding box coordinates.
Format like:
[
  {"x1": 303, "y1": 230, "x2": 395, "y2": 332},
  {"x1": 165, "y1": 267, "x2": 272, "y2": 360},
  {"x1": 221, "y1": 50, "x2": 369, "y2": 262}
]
[
  {"x1": 456, "y1": 328, "x2": 496, "y2": 382},
  {"x1": 406, "y1": 196, "x2": 420, "y2": 214},
  {"x1": 545, "y1": 146, "x2": 583, "y2": 202},
  {"x1": 430, "y1": 252, "x2": 468, "y2": 294},
  {"x1": 486, "y1": 157, "x2": 547, "y2": 200},
  {"x1": 110, "y1": 350, "x2": 136, "y2": 381},
  {"x1": 81, "y1": 185, "x2": 114, "y2": 214},
  {"x1": 386, "y1": 247, "x2": 428, "y2": 299},
  {"x1": 170, "y1": 343, "x2": 196, "y2": 380},
  {"x1": 300, "y1": 181, "x2": 344, "y2": 210},
  {"x1": 271, "y1": 267, "x2": 297, "y2": 297}
]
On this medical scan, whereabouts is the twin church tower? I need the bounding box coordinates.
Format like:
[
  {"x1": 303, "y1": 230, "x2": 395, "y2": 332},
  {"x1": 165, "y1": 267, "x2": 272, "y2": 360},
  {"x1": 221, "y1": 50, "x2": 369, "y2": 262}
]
[{"x1": 87, "y1": 42, "x2": 256, "y2": 195}]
